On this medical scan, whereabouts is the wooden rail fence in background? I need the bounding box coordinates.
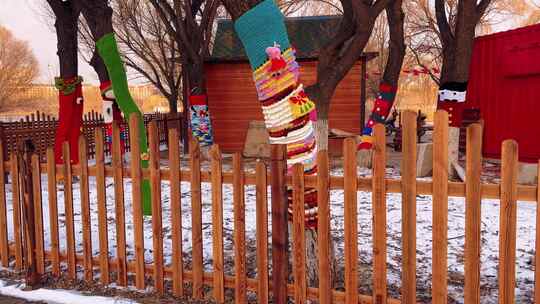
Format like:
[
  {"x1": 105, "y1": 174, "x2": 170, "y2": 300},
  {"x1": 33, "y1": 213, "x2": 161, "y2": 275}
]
[
  {"x1": 0, "y1": 110, "x2": 538, "y2": 303},
  {"x1": 0, "y1": 110, "x2": 181, "y2": 161}
]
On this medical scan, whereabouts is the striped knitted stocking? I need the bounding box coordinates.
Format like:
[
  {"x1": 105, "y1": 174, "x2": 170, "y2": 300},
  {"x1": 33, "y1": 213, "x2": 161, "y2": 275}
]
[
  {"x1": 235, "y1": 0, "x2": 318, "y2": 228},
  {"x1": 358, "y1": 83, "x2": 397, "y2": 150}
]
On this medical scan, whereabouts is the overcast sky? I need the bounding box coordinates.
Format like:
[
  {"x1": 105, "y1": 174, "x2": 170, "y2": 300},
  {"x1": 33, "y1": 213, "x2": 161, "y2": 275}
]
[{"x1": 0, "y1": 0, "x2": 97, "y2": 84}]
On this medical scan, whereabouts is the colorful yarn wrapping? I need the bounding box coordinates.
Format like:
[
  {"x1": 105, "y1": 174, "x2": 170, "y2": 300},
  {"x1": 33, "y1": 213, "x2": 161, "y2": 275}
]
[
  {"x1": 253, "y1": 48, "x2": 299, "y2": 100},
  {"x1": 235, "y1": 0, "x2": 318, "y2": 228},
  {"x1": 189, "y1": 95, "x2": 214, "y2": 147},
  {"x1": 54, "y1": 77, "x2": 84, "y2": 164},
  {"x1": 357, "y1": 83, "x2": 397, "y2": 150}
]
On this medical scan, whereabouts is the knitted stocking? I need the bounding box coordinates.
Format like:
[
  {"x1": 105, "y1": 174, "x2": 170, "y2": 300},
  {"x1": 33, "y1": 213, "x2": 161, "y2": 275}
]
[
  {"x1": 189, "y1": 95, "x2": 214, "y2": 146},
  {"x1": 235, "y1": 0, "x2": 318, "y2": 228},
  {"x1": 101, "y1": 80, "x2": 126, "y2": 154},
  {"x1": 357, "y1": 83, "x2": 397, "y2": 150},
  {"x1": 54, "y1": 76, "x2": 84, "y2": 164},
  {"x1": 96, "y1": 33, "x2": 151, "y2": 215}
]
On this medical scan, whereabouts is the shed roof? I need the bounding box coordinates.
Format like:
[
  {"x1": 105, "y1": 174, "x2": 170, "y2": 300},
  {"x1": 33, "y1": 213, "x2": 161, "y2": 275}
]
[{"x1": 208, "y1": 15, "x2": 377, "y2": 63}]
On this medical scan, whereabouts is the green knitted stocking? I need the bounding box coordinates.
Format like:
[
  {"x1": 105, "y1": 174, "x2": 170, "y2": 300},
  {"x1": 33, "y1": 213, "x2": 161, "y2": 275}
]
[{"x1": 96, "y1": 33, "x2": 152, "y2": 215}]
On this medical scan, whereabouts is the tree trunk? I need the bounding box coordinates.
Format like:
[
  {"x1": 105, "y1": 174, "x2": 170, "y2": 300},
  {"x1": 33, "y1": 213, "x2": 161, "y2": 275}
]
[
  {"x1": 307, "y1": 86, "x2": 331, "y2": 151},
  {"x1": 50, "y1": 2, "x2": 80, "y2": 78},
  {"x1": 220, "y1": 0, "x2": 339, "y2": 291},
  {"x1": 167, "y1": 93, "x2": 179, "y2": 114},
  {"x1": 435, "y1": 0, "x2": 480, "y2": 178},
  {"x1": 89, "y1": 49, "x2": 109, "y2": 83},
  {"x1": 186, "y1": 60, "x2": 207, "y2": 95},
  {"x1": 79, "y1": 1, "x2": 114, "y2": 41},
  {"x1": 185, "y1": 59, "x2": 213, "y2": 157}
]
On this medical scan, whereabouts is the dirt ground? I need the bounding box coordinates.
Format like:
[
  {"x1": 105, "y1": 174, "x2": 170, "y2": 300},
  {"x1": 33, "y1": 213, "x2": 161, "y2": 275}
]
[{"x1": 0, "y1": 295, "x2": 44, "y2": 303}]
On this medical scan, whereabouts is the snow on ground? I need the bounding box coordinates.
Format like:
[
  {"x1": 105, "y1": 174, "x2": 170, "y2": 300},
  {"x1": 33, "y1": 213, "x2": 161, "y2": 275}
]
[
  {"x1": 2, "y1": 156, "x2": 537, "y2": 303},
  {"x1": 0, "y1": 279, "x2": 138, "y2": 304}
]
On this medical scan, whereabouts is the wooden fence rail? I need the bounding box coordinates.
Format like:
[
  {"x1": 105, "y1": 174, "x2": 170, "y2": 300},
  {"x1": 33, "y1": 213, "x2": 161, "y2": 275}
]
[
  {"x1": 0, "y1": 110, "x2": 180, "y2": 161},
  {"x1": 0, "y1": 110, "x2": 538, "y2": 303}
]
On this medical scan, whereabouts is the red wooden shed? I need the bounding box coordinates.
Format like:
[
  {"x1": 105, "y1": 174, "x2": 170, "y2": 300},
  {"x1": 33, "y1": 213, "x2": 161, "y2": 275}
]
[
  {"x1": 467, "y1": 23, "x2": 540, "y2": 162},
  {"x1": 204, "y1": 16, "x2": 376, "y2": 153}
]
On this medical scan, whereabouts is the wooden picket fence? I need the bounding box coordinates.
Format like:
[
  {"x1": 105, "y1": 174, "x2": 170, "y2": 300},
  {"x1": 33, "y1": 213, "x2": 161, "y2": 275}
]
[{"x1": 0, "y1": 110, "x2": 538, "y2": 303}]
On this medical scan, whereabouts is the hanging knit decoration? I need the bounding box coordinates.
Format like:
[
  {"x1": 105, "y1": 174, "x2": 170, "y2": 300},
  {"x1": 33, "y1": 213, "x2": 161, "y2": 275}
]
[
  {"x1": 53, "y1": 75, "x2": 85, "y2": 165},
  {"x1": 189, "y1": 94, "x2": 214, "y2": 147},
  {"x1": 437, "y1": 81, "x2": 468, "y2": 127},
  {"x1": 96, "y1": 32, "x2": 152, "y2": 215},
  {"x1": 357, "y1": 83, "x2": 397, "y2": 150},
  {"x1": 100, "y1": 80, "x2": 126, "y2": 153},
  {"x1": 235, "y1": 0, "x2": 318, "y2": 228}
]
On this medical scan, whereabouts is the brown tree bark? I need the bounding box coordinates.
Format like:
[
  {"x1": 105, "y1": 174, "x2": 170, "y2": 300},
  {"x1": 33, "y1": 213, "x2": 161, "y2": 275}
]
[
  {"x1": 77, "y1": 1, "x2": 114, "y2": 41},
  {"x1": 306, "y1": 1, "x2": 391, "y2": 150},
  {"x1": 79, "y1": 0, "x2": 112, "y2": 83},
  {"x1": 381, "y1": 0, "x2": 406, "y2": 88},
  {"x1": 46, "y1": 0, "x2": 80, "y2": 79},
  {"x1": 436, "y1": 0, "x2": 491, "y2": 83}
]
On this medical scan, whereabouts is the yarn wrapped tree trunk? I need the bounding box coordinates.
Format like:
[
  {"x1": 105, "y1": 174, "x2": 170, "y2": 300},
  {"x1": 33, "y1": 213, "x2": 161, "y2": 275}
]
[
  {"x1": 356, "y1": 0, "x2": 406, "y2": 162},
  {"x1": 221, "y1": 0, "x2": 324, "y2": 286},
  {"x1": 78, "y1": 0, "x2": 152, "y2": 214},
  {"x1": 434, "y1": 0, "x2": 492, "y2": 177},
  {"x1": 46, "y1": 0, "x2": 84, "y2": 168},
  {"x1": 83, "y1": 17, "x2": 126, "y2": 156},
  {"x1": 148, "y1": 0, "x2": 220, "y2": 149}
]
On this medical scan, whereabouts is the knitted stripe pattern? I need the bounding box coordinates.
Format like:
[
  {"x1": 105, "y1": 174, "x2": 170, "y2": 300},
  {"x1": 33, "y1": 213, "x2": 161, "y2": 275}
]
[
  {"x1": 235, "y1": 0, "x2": 318, "y2": 228},
  {"x1": 189, "y1": 95, "x2": 214, "y2": 146},
  {"x1": 358, "y1": 83, "x2": 397, "y2": 150}
]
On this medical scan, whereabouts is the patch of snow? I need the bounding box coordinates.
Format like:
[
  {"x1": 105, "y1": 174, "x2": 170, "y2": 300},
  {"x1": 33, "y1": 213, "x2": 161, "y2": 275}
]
[{"x1": 0, "y1": 280, "x2": 137, "y2": 304}]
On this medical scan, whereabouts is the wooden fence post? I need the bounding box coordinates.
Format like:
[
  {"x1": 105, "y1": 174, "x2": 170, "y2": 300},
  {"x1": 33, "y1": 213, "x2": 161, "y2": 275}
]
[
  {"x1": 433, "y1": 110, "x2": 449, "y2": 304},
  {"x1": 499, "y1": 140, "x2": 518, "y2": 304},
  {"x1": 401, "y1": 110, "x2": 417, "y2": 304},
  {"x1": 18, "y1": 140, "x2": 39, "y2": 287},
  {"x1": 271, "y1": 144, "x2": 288, "y2": 304}
]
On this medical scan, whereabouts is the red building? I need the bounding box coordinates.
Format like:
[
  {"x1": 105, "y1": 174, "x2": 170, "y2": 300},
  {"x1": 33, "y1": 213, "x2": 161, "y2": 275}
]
[{"x1": 467, "y1": 23, "x2": 540, "y2": 162}]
